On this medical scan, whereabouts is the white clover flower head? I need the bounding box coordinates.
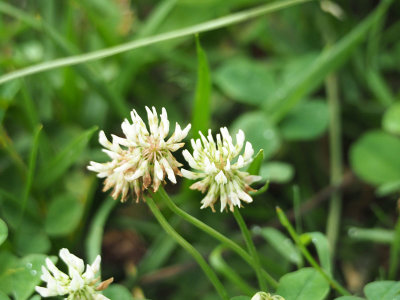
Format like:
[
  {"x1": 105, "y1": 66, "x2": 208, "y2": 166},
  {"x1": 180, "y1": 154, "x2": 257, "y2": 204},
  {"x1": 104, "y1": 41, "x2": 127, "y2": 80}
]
[
  {"x1": 88, "y1": 106, "x2": 191, "y2": 202},
  {"x1": 251, "y1": 292, "x2": 285, "y2": 300},
  {"x1": 181, "y1": 127, "x2": 261, "y2": 212},
  {"x1": 35, "y1": 248, "x2": 112, "y2": 300}
]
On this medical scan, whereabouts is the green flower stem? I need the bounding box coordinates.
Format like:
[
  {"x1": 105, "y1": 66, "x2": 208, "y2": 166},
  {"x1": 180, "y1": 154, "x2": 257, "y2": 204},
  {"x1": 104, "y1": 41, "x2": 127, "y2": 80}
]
[
  {"x1": 276, "y1": 207, "x2": 350, "y2": 296},
  {"x1": 210, "y1": 245, "x2": 257, "y2": 296},
  {"x1": 233, "y1": 207, "x2": 267, "y2": 291},
  {"x1": 145, "y1": 196, "x2": 229, "y2": 300},
  {"x1": 325, "y1": 71, "x2": 343, "y2": 264},
  {"x1": 154, "y1": 187, "x2": 278, "y2": 288},
  {"x1": 388, "y1": 215, "x2": 400, "y2": 279}
]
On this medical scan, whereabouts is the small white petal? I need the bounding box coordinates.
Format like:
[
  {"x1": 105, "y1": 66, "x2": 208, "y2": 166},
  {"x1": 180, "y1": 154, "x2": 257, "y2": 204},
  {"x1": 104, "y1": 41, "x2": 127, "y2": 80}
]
[
  {"x1": 35, "y1": 286, "x2": 57, "y2": 297},
  {"x1": 154, "y1": 160, "x2": 164, "y2": 181},
  {"x1": 244, "y1": 142, "x2": 254, "y2": 161},
  {"x1": 161, "y1": 158, "x2": 176, "y2": 183},
  {"x1": 215, "y1": 171, "x2": 227, "y2": 185}
]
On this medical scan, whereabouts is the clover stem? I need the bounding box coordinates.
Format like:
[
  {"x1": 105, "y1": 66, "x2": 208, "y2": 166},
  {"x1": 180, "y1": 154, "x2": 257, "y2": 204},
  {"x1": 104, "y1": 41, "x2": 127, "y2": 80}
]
[
  {"x1": 233, "y1": 207, "x2": 267, "y2": 291},
  {"x1": 146, "y1": 195, "x2": 229, "y2": 300},
  {"x1": 154, "y1": 187, "x2": 278, "y2": 288}
]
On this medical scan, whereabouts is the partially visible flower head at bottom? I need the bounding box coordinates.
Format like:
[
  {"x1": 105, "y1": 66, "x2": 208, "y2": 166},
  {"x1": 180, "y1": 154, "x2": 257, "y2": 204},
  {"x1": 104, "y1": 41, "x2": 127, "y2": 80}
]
[
  {"x1": 35, "y1": 248, "x2": 112, "y2": 300},
  {"x1": 251, "y1": 292, "x2": 285, "y2": 300},
  {"x1": 181, "y1": 127, "x2": 261, "y2": 212}
]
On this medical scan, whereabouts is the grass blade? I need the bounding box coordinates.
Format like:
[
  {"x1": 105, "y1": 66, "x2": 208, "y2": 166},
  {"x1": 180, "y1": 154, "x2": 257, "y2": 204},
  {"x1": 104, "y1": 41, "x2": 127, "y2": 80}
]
[
  {"x1": 36, "y1": 126, "x2": 98, "y2": 189},
  {"x1": 0, "y1": 0, "x2": 313, "y2": 85},
  {"x1": 191, "y1": 35, "x2": 211, "y2": 138},
  {"x1": 17, "y1": 124, "x2": 42, "y2": 229},
  {"x1": 264, "y1": 0, "x2": 394, "y2": 122}
]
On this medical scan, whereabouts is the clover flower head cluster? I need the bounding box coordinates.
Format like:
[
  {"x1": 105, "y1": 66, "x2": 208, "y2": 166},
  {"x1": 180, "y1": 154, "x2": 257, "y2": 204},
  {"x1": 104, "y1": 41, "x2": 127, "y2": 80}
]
[
  {"x1": 35, "y1": 248, "x2": 111, "y2": 300},
  {"x1": 181, "y1": 127, "x2": 260, "y2": 212},
  {"x1": 88, "y1": 106, "x2": 191, "y2": 202},
  {"x1": 251, "y1": 292, "x2": 285, "y2": 300}
]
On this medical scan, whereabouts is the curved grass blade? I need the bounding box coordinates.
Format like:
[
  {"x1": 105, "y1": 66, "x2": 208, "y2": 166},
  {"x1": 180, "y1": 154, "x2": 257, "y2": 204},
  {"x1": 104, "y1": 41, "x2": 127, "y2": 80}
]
[{"x1": 0, "y1": 0, "x2": 313, "y2": 85}]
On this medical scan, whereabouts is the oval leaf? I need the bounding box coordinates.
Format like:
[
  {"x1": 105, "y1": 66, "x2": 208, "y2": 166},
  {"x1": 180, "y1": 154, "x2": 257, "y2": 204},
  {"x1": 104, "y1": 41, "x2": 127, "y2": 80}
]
[
  {"x1": 45, "y1": 194, "x2": 84, "y2": 237},
  {"x1": 383, "y1": 102, "x2": 400, "y2": 135},
  {"x1": 231, "y1": 111, "x2": 281, "y2": 160},
  {"x1": 301, "y1": 232, "x2": 332, "y2": 276},
  {"x1": 280, "y1": 100, "x2": 329, "y2": 141},
  {"x1": 102, "y1": 284, "x2": 133, "y2": 300},
  {"x1": 277, "y1": 268, "x2": 330, "y2": 300},
  {"x1": 259, "y1": 162, "x2": 294, "y2": 183},
  {"x1": 350, "y1": 131, "x2": 400, "y2": 185},
  {"x1": 364, "y1": 281, "x2": 400, "y2": 300},
  {"x1": 215, "y1": 57, "x2": 275, "y2": 105}
]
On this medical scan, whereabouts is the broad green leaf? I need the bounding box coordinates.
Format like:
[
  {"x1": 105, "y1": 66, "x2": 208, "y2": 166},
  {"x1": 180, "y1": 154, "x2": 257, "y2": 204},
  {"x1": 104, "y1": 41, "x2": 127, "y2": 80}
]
[
  {"x1": 45, "y1": 194, "x2": 84, "y2": 237},
  {"x1": 230, "y1": 297, "x2": 251, "y2": 300},
  {"x1": 259, "y1": 162, "x2": 294, "y2": 183},
  {"x1": 0, "y1": 252, "x2": 47, "y2": 300},
  {"x1": 255, "y1": 227, "x2": 302, "y2": 265},
  {"x1": 301, "y1": 232, "x2": 332, "y2": 276},
  {"x1": 279, "y1": 100, "x2": 329, "y2": 141},
  {"x1": 36, "y1": 126, "x2": 97, "y2": 189},
  {"x1": 334, "y1": 297, "x2": 365, "y2": 300},
  {"x1": 191, "y1": 35, "x2": 211, "y2": 139},
  {"x1": 364, "y1": 281, "x2": 400, "y2": 300},
  {"x1": 102, "y1": 284, "x2": 133, "y2": 300},
  {"x1": 382, "y1": 102, "x2": 400, "y2": 135},
  {"x1": 350, "y1": 131, "x2": 400, "y2": 185},
  {"x1": 277, "y1": 268, "x2": 330, "y2": 300},
  {"x1": 15, "y1": 229, "x2": 50, "y2": 256},
  {"x1": 263, "y1": 0, "x2": 393, "y2": 121},
  {"x1": 247, "y1": 149, "x2": 264, "y2": 176},
  {"x1": 348, "y1": 227, "x2": 393, "y2": 244},
  {"x1": 215, "y1": 57, "x2": 275, "y2": 105},
  {"x1": 0, "y1": 219, "x2": 7, "y2": 246},
  {"x1": 231, "y1": 111, "x2": 281, "y2": 160},
  {"x1": 0, "y1": 291, "x2": 10, "y2": 300}
]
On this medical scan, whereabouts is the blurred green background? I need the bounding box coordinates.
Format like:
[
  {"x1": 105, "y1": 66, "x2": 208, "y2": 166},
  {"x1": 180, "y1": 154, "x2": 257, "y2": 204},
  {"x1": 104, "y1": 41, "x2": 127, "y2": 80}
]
[{"x1": 0, "y1": 0, "x2": 399, "y2": 299}]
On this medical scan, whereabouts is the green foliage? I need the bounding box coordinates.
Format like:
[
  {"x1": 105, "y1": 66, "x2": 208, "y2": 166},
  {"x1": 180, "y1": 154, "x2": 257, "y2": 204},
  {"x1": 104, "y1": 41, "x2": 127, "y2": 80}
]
[
  {"x1": 259, "y1": 162, "x2": 294, "y2": 183},
  {"x1": 45, "y1": 194, "x2": 84, "y2": 237},
  {"x1": 255, "y1": 227, "x2": 302, "y2": 265},
  {"x1": 215, "y1": 57, "x2": 275, "y2": 106},
  {"x1": 191, "y1": 35, "x2": 211, "y2": 138},
  {"x1": 364, "y1": 281, "x2": 400, "y2": 300},
  {"x1": 279, "y1": 100, "x2": 329, "y2": 141},
  {"x1": 0, "y1": 0, "x2": 398, "y2": 299},
  {"x1": 382, "y1": 102, "x2": 400, "y2": 135},
  {"x1": 350, "y1": 131, "x2": 400, "y2": 185},
  {"x1": 231, "y1": 112, "x2": 281, "y2": 159},
  {"x1": 102, "y1": 284, "x2": 136, "y2": 300},
  {"x1": 276, "y1": 268, "x2": 330, "y2": 300},
  {"x1": 0, "y1": 219, "x2": 7, "y2": 246},
  {"x1": 300, "y1": 232, "x2": 332, "y2": 276}
]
